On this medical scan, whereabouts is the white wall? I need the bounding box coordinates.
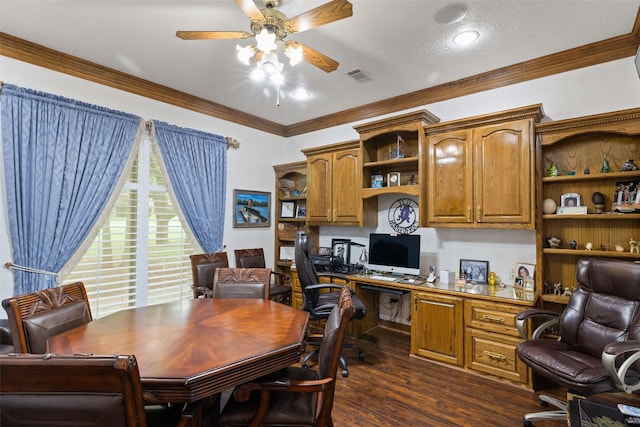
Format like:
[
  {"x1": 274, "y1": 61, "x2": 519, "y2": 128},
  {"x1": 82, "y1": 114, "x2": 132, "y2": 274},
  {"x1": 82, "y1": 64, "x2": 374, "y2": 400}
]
[{"x1": 1, "y1": 55, "x2": 639, "y2": 306}]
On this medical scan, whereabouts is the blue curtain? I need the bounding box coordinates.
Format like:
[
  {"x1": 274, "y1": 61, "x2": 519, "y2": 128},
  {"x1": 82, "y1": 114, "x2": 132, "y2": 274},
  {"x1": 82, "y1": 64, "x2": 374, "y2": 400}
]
[
  {"x1": 152, "y1": 120, "x2": 226, "y2": 253},
  {"x1": 1, "y1": 84, "x2": 141, "y2": 294}
]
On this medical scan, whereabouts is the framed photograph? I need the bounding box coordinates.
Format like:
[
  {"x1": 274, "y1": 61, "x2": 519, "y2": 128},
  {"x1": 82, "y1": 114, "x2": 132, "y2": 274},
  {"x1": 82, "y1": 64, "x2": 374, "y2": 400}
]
[
  {"x1": 514, "y1": 262, "x2": 535, "y2": 288},
  {"x1": 459, "y1": 259, "x2": 489, "y2": 283},
  {"x1": 612, "y1": 180, "x2": 640, "y2": 212},
  {"x1": 523, "y1": 278, "x2": 535, "y2": 293},
  {"x1": 280, "y1": 201, "x2": 295, "y2": 218},
  {"x1": 233, "y1": 189, "x2": 271, "y2": 228},
  {"x1": 560, "y1": 192, "x2": 581, "y2": 207},
  {"x1": 331, "y1": 239, "x2": 351, "y2": 266},
  {"x1": 295, "y1": 205, "x2": 307, "y2": 218}
]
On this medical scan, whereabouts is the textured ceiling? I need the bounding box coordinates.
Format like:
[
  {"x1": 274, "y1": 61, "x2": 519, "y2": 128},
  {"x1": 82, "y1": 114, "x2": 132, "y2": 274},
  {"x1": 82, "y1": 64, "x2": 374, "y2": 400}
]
[{"x1": 1, "y1": 0, "x2": 639, "y2": 126}]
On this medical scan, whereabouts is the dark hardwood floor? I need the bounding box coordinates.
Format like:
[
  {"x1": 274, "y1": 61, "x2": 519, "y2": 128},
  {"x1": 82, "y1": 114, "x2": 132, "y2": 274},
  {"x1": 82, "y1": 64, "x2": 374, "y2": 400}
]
[{"x1": 325, "y1": 327, "x2": 566, "y2": 427}]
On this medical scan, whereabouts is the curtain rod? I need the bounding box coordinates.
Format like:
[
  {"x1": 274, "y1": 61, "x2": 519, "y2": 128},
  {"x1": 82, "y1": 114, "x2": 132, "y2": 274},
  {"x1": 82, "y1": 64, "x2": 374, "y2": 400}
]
[{"x1": 144, "y1": 120, "x2": 240, "y2": 150}]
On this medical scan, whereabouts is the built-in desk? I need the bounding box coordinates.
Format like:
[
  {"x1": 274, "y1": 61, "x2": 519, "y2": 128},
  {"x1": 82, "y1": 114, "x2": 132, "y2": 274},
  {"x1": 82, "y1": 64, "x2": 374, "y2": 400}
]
[{"x1": 347, "y1": 274, "x2": 538, "y2": 388}]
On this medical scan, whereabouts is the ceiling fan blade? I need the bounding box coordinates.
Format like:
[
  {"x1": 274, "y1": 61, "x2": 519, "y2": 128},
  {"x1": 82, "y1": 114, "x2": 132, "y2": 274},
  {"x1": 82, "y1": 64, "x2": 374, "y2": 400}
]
[
  {"x1": 299, "y1": 43, "x2": 339, "y2": 73},
  {"x1": 235, "y1": 0, "x2": 264, "y2": 21},
  {"x1": 176, "y1": 31, "x2": 251, "y2": 40},
  {"x1": 287, "y1": 0, "x2": 353, "y2": 33}
]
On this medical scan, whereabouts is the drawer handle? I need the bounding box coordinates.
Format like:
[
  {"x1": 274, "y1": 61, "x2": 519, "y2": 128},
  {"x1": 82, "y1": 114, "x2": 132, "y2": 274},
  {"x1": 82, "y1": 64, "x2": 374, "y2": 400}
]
[
  {"x1": 482, "y1": 314, "x2": 506, "y2": 323},
  {"x1": 483, "y1": 351, "x2": 507, "y2": 361}
]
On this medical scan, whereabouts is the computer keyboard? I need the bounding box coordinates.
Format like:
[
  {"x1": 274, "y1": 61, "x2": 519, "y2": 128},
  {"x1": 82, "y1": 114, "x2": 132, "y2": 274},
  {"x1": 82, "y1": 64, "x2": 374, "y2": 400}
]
[{"x1": 369, "y1": 275, "x2": 398, "y2": 282}]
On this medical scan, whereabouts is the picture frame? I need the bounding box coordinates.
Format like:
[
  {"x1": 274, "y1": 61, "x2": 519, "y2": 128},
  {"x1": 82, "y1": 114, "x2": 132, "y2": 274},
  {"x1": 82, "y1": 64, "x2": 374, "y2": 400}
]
[
  {"x1": 514, "y1": 262, "x2": 535, "y2": 288},
  {"x1": 295, "y1": 204, "x2": 307, "y2": 218},
  {"x1": 523, "y1": 278, "x2": 535, "y2": 293},
  {"x1": 280, "y1": 201, "x2": 295, "y2": 218},
  {"x1": 331, "y1": 239, "x2": 351, "y2": 266},
  {"x1": 233, "y1": 189, "x2": 271, "y2": 228},
  {"x1": 459, "y1": 259, "x2": 489, "y2": 283},
  {"x1": 560, "y1": 192, "x2": 581, "y2": 207},
  {"x1": 612, "y1": 180, "x2": 640, "y2": 212}
]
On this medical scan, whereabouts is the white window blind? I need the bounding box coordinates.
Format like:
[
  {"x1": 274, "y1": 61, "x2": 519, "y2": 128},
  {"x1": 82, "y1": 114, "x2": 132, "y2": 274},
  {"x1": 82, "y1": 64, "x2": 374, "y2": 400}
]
[{"x1": 62, "y1": 136, "x2": 197, "y2": 318}]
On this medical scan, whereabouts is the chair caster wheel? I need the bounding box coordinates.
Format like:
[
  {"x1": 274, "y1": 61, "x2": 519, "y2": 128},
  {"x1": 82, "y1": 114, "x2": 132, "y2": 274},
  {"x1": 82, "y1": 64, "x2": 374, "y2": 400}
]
[
  {"x1": 522, "y1": 419, "x2": 532, "y2": 427},
  {"x1": 302, "y1": 363, "x2": 309, "y2": 369},
  {"x1": 341, "y1": 369, "x2": 348, "y2": 377},
  {"x1": 358, "y1": 352, "x2": 365, "y2": 361},
  {"x1": 539, "y1": 399, "x2": 549, "y2": 407}
]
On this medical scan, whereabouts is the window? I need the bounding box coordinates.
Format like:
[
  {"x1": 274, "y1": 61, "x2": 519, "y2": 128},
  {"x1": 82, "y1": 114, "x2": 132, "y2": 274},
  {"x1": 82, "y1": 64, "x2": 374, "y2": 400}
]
[{"x1": 62, "y1": 136, "x2": 197, "y2": 318}]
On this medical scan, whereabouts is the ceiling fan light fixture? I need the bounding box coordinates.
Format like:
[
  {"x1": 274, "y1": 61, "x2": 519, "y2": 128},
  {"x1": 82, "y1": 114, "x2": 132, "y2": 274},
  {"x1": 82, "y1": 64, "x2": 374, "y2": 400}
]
[
  {"x1": 236, "y1": 44, "x2": 256, "y2": 65},
  {"x1": 453, "y1": 30, "x2": 479, "y2": 45},
  {"x1": 255, "y1": 28, "x2": 278, "y2": 53},
  {"x1": 284, "y1": 42, "x2": 303, "y2": 67},
  {"x1": 291, "y1": 88, "x2": 311, "y2": 100}
]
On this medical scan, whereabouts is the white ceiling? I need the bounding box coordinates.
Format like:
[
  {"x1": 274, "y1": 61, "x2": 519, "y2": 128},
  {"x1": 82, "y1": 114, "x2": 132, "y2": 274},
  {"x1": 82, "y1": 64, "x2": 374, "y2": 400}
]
[{"x1": 1, "y1": 0, "x2": 639, "y2": 126}]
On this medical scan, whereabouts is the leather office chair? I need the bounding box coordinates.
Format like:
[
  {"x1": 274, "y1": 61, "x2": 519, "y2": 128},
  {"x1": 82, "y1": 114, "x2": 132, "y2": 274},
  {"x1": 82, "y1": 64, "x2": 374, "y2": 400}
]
[
  {"x1": 516, "y1": 257, "x2": 640, "y2": 427},
  {"x1": 234, "y1": 248, "x2": 292, "y2": 304},
  {"x1": 2, "y1": 281, "x2": 93, "y2": 353},
  {"x1": 0, "y1": 353, "x2": 198, "y2": 427},
  {"x1": 190, "y1": 251, "x2": 229, "y2": 298},
  {"x1": 294, "y1": 231, "x2": 366, "y2": 377},
  {"x1": 218, "y1": 286, "x2": 356, "y2": 427},
  {"x1": 0, "y1": 319, "x2": 14, "y2": 354},
  {"x1": 212, "y1": 267, "x2": 271, "y2": 299}
]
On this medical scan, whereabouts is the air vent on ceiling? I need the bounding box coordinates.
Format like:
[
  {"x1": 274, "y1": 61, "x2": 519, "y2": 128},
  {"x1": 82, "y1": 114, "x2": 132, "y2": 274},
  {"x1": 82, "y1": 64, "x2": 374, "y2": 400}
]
[{"x1": 347, "y1": 68, "x2": 372, "y2": 83}]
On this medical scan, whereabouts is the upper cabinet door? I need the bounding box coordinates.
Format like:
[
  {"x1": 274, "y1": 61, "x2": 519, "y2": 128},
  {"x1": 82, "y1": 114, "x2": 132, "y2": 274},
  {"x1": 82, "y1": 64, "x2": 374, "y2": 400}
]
[
  {"x1": 306, "y1": 153, "x2": 332, "y2": 223},
  {"x1": 332, "y1": 148, "x2": 360, "y2": 224},
  {"x1": 474, "y1": 119, "x2": 534, "y2": 226},
  {"x1": 427, "y1": 129, "x2": 474, "y2": 225}
]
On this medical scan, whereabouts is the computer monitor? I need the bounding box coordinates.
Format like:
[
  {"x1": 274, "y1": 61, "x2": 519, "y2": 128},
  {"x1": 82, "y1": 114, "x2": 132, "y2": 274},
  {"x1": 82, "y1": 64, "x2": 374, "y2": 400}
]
[{"x1": 367, "y1": 233, "x2": 420, "y2": 275}]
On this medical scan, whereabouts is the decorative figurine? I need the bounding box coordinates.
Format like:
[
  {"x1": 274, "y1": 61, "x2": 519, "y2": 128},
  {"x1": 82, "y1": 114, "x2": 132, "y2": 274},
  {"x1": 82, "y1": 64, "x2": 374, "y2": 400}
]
[
  {"x1": 615, "y1": 244, "x2": 625, "y2": 252},
  {"x1": 631, "y1": 238, "x2": 639, "y2": 254},
  {"x1": 553, "y1": 283, "x2": 563, "y2": 295},
  {"x1": 583, "y1": 166, "x2": 590, "y2": 174},
  {"x1": 570, "y1": 240, "x2": 577, "y2": 249},
  {"x1": 547, "y1": 236, "x2": 562, "y2": 248},
  {"x1": 621, "y1": 159, "x2": 639, "y2": 171},
  {"x1": 562, "y1": 287, "x2": 572, "y2": 296},
  {"x1": 591, "y1": 192, "x2": 605, "y2": 214},
  {"x1": 601, "y1": 157, "x2": 611, "y2": 173},
  {"x1": 585, "y1": 242, "x2": 593, "y2": 251},
  {"x1": 600, "y1": 244, "x2": 608, "y2": 251},
  {"x1": 546, "y1": 162, "x2": 559, "y2": 177}
]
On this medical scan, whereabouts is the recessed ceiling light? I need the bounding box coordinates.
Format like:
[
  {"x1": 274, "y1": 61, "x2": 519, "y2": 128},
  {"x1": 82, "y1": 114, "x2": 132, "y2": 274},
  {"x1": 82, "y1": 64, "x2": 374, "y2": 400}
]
[
  {"x1": 291, "y1": 89, "x2": 311, "y2": 100},
  {"x1": 453, "y1": 30, "x2": 479, "y2": 45},
  {"x1": 434, "y1": 3, "x2": 467, "y2": 25}
]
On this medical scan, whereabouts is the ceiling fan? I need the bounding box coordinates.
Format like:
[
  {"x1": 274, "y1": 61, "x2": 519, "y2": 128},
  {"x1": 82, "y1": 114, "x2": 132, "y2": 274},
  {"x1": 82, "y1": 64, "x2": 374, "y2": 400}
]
[{"x1": 176, "y1": 0, "x2": 353, "y2": 73}]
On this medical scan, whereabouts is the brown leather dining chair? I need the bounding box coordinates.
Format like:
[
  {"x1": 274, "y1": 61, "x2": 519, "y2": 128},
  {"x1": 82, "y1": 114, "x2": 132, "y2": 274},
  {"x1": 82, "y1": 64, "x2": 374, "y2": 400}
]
[
  {"x1": 0, "y1": 353, "x2": 198, "y2": 427},
  {"x1": 212, "y1": 268, "x2": 271, "y2": 299},
  {"x1": 218, "y1": 285, "x2": 356, "y2": 427},
  {"x1": 516, "y1": 258, "x2": 640, "y2": 427},
  {"x1": 234, "y1": 248, "x2": 292, "y2": 304},
  {"x1": 190, "y1": 251, "x2": 229, "y2": 298},
  {"x1": 1, "y1": 281, "x2": 93, "y2": 353}
]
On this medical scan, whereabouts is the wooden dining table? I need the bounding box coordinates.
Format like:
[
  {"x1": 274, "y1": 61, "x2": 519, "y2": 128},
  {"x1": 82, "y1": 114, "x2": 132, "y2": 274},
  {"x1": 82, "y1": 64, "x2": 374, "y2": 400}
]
[{"x1": 46, "y1": 298, "x2": 309, "y2": 405}]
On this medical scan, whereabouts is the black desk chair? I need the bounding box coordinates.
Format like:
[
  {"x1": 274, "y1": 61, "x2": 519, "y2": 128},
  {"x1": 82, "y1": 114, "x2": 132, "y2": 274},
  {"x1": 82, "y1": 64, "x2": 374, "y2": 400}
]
[
  {"x1": 516, "y1": 258, "x2": 640, "y2": 426},
  {"x1": 294, "y1": 231, "x2": 366, "y2": 377}
]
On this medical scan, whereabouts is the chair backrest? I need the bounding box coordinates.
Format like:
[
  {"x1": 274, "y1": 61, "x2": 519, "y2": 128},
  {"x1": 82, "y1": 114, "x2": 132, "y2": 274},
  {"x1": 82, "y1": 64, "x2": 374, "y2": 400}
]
[
  {"x1": 212, "y1": 268, "x2": 271, "y2": 299},
  {"x1": 1, "y1": 282, "x2": 93, "y2": 353},
  {"x1": 294, "y1": 231, "x2": 322, "y2": 309},
  {"x1": 190, "y1": 252, "x2": 229, "y2": 298},
  {"x1": 234, "y1": 248, "x2": 266, "y2": 268},
  {"x1": 315, "y1": 286, "x2": 356, "y2": 426},
  {"x1": 0, "y1": 353, "x2": 148, "y2": 427},
  {"x1": 560, "y1": 258, "x2": 640, "y2": 358}
]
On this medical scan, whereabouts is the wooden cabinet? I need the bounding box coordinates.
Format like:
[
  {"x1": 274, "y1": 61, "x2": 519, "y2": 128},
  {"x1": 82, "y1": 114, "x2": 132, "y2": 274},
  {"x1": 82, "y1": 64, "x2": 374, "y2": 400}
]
[
  {"x1": 273, "y1": 162, "x2": 317, "y2": 280},
  {"x1": 535, "y1": 108, "x2": 640, "y2": 301},
  {"x1": 411, "y1": 291, "x2": 464, "y2": 366},
  {"x1": 303, "y1": 140, "x2": 370, "y2": 226},
  {"x1": 354, "y1": 110, "x2": 439, "y2": 227},
  {"x1": 464, "y1": 300, "x2": 530, "y2": 385},
  {"x1": 425, "y1": 104, "x2": 543, "y2": 228}
]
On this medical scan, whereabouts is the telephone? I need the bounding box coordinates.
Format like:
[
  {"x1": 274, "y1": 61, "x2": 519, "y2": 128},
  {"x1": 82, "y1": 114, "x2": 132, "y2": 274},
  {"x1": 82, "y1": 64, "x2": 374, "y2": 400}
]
[{"x1": 426, "y1": 266, "x2": 436, "y2": 283}]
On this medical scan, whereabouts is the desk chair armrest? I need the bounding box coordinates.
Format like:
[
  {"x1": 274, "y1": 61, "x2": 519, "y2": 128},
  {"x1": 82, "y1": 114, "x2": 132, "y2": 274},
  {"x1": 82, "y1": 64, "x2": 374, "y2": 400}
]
[
  {"x1": 602, "y1": 340, "x2": 640, "y2": 394},
  {"x1": 516, "y1": 309, "x2": 560, "y2": 340}
]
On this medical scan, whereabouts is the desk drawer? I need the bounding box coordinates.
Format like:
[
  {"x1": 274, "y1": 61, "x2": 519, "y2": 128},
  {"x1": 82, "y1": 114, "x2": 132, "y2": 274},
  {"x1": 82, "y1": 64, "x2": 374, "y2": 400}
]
[
  {"x1": 464, "y1": 300, "x2": 522, "y2": 337},
  {"x1": 465, "y1": 328, "x2": 528, "y2": 384}
]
